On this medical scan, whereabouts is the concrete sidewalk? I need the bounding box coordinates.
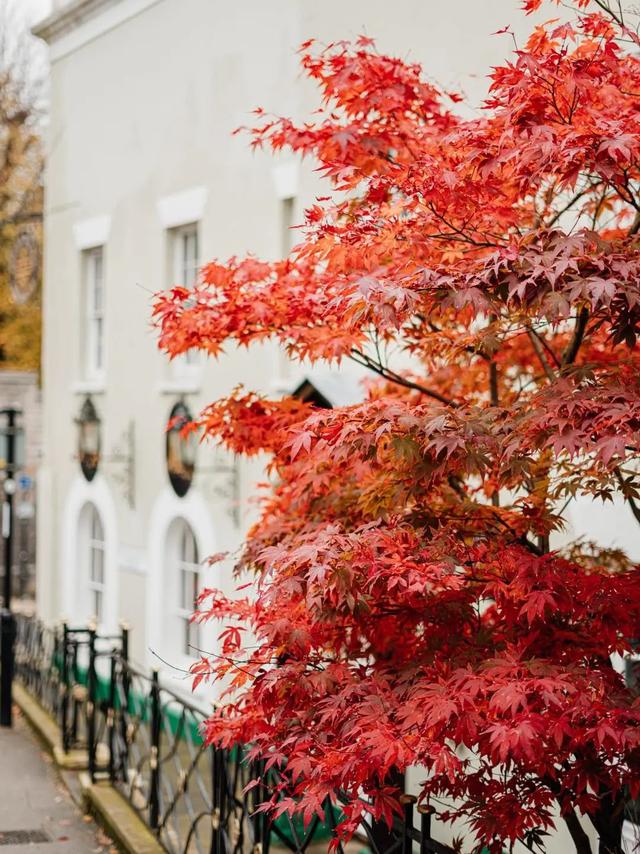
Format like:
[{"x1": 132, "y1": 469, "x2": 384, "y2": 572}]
[{"x1": 0, "y1": 709, "x2": 114, "y2": 853}]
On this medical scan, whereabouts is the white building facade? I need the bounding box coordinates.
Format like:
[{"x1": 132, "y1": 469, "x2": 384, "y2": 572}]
[
  {"x1": 34, "y1": 0, "x2": 551, "y2": 676},
  {"x1": 33, "y1": 2, "x2": 638, "y2": 851}
]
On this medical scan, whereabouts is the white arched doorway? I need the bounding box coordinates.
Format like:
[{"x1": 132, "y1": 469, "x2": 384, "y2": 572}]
[
  {"x1": 146, "y1": 486, "x2": 217, "y2": 682},
  {"x1": 61, "y1": 475, "x2": 118, "y2": 632}
]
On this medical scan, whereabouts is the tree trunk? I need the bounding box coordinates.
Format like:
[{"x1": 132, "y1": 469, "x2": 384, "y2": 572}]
[
  {"x1": 590, "y1": 793, "x2": 625, "y2": 854},
  {"x1": 562, "y1": 809, "x2": 594, "y2": 854}
]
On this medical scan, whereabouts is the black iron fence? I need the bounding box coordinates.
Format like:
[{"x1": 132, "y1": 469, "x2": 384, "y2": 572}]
[{"x1": 14, "y1": 613, "x2": 452, "y2": 854}]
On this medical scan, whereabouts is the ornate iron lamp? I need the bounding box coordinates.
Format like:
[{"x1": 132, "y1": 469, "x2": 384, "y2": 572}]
[{"x1": 77, "y1": 397, "x2": 101, "y2": 482}]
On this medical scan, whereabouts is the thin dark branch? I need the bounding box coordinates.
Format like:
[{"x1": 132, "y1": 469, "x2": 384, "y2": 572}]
[
  {"x1": 527, "y1": 328, "x2": 556, "y2": 381},
  {"x1": 561, "y1": 307, "x2": 589, "y2": 367},
  {"x1": 614, "y1": 467, "x2": 640, "y2": 527},
  {"x1": 349, "y1": 349, "x2": 458, "y2": 407},
  {"x1": 545, "y1": 184, "x2": 600, "y2": 229}
]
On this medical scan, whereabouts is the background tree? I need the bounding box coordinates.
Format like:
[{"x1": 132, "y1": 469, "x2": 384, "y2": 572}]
[
  {"x1": 155, "y1": 1, "x2": 640, "y2": 852},
  {"x1": 0, "y1": 1, "x2": 43, "y2": 371}
]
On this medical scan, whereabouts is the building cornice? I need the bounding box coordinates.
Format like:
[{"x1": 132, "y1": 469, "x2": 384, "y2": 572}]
[
  {"x1": 32, "y1": 0, "x2": 119, "y2": 44},
  {"x1": 31, "y1": 0, "x2": 164, "y2": 61}
]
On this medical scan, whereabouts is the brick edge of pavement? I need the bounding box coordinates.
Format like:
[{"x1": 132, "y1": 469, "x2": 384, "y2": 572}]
[{"x1": 14, "y1": 683, "x2": 163, "y2": 854}]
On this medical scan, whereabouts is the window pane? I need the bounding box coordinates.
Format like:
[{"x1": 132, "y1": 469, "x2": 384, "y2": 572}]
[
  {"x1": 94, "y1": 588, "x2": 102, "y2": 621},
  {"x1": 187, "y1": 619, "x2": 199, "y2": 655},
  {"x1": 180, "y1": 567, "x2": 189, "y2": 609},
  {"x1": 91, "y1": 508, "x2": 103, "y2": 540},
  {"x1": 178, "y1": 228, "x2": 198, "y2": 285},
  {"x1": 92, "y1": 251, "x2": 103, "y2": 311},
  {"x1": 85, "y1": 247, "x2": 105, "y2": 376},
  {"x1": 180, "y1": 567, "x2": 198, "y2": 610},
  {"x1": 94, "y1": 318, "x2": 103, "y2": 371},
  {"x1": 191, "y1": 568, "x2": 198, "y2": 607},
  {"x1": 91, "y1": 545, "x2": 104, "y2": 584}
]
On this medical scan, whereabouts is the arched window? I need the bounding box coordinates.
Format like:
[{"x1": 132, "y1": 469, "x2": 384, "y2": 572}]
[
  {"x1": 167, "y1": 519, "x2": 200, "y2": 657},
  {"x1": 79, "y1": 502, "x2": 105, "y2": 622}
]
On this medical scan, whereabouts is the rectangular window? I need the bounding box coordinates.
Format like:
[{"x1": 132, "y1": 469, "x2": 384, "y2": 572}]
[
  {"x1": 84, "y1": 247, "x2": 105, "y2": 378},
  {"x1": 172, "y1": 224, "x2": 199, "y2": 369}
]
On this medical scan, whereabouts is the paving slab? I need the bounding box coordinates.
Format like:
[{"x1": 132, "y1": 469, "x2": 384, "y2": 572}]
[{"x1": 0, "y1": 708, "x2": 115, "y2": 854}]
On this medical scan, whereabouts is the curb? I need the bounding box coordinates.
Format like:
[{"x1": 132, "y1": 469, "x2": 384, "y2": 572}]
[
  {"x1": 80, "y1": 773, "x2": 163, "y2": 854},
  {"x1": 13, "y1": 683, "x2": 163, "y2": 854}
]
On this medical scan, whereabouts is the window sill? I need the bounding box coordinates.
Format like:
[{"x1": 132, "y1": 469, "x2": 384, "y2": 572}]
[
  {"x1": 72, "y1": 379, "x2": 106, "y2": 395},
  {"x1": 157, "y1": 378, "x2": 202, "y2": 395}
]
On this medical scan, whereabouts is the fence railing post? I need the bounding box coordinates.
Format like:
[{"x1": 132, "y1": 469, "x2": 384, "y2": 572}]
[
  {"x1": 87, "y1": 621, "x2": 97, "y2": 782},
  {"x1": 400, "y1": 794, "x2": 417, "y2": 854},
  {"x1": 107, "y1": 648, "x2": 116, "y2": 783},
  {"x1": 71, "y1": 637, "x2": 80, "y2": 745},
  {"x1": 258, "y1": 759, "x2": 270, "y2": 854},
  {"x1": 418, "y1": 804, "x2": 435, "y2": 854},
  {"x1": 149, "y1": 668, "x2": 161, "y2": 832},
  {"x1": 210, "y1": 746, "x2": 227, "y2": 854},
  {"x1": 119, "y1": 622, "x2": 130, "y2": 777},
  {"x1": 60, "y1": 621, "x2": 69, "y2": 753}
]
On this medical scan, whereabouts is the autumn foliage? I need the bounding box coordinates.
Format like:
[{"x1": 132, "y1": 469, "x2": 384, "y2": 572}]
[{"x1": 154, "y1": 2, "x2": 640, "y2": 851}]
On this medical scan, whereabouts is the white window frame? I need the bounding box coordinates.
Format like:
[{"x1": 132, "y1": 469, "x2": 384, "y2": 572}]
[
  {"x1": 170, "y1": 223, "x2": 201, "y2": 378},
  {"x1": 86, "y1": 505, "x2": 105, "y2": 623},
  {"x1": 83, "y1": 246, "x2": 105, "y2": 381},
  {"x1": 175, "y1": 520, "x2": 200, "y2": 657}
]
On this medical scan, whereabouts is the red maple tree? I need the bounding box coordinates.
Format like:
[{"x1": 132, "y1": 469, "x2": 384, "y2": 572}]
[{"x1": 154, "y1": 2, "x2": 640, "y2": 851}]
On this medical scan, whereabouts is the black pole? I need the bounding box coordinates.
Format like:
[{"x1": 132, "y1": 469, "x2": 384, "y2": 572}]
[
  {"x1": 61, "y1": 622, "x2": 69, "y2": 751},
  {"x1": 149, "y1": 668, "x2": 161, "y2": 832},
  {"x1": 87, "y1": 622, "x2": 97, "y2": 782},
  {"x1": 1, "y1": 407, "x2": 19, "y2": 727},
  {"x1": 107, "y1": 650, "x2": 116, "y2": 783}
]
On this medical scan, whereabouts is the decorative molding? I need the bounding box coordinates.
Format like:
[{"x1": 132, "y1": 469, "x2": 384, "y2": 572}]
[
  {"x1": 156, "y1": 377, "x2": 201, "y2": 395},
  {"x1": 32, "y1": 0, "x2": 164, "y2": 62},
  {"x1": 156, "y1": 186, "x2": 208, "y2": 231},
  {"x1": 72, "y1": 215, "x2": 110, "y2": 250},
  {"x1": 71, "y1": 379, "x2": 106, "y2": 395}
]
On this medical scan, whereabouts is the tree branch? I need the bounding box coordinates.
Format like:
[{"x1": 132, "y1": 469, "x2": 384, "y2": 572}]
[
  {"x1": 613, "y1": 467, "x2": 640, "y2": 527},
  {"x1": 527, "y1": 327, "x2": 557, "y2": 381},
  {"x1": 349, "y1": 349, "x2": 458, "y2": 408},
  {"x1": 543, "y1": 776, "x2": 593, "y2": 854},
  {"x1": 562, "y1": 307, "x2": 589, "y2": 368},
  {"x1": 562, "y1": 810, "x2": 594, "y2": 854},
  {"x1": 546, "y1": 184, "x2": 601, "y2": 229}
]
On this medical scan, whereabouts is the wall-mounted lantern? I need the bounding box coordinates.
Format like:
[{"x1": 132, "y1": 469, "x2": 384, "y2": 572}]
[
  {"x1": 77, "y1": 397, "x2": 101, "y2": 482},
  {"x1": 166, "y1": 402, "x2": 196, "y2": 498}
]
